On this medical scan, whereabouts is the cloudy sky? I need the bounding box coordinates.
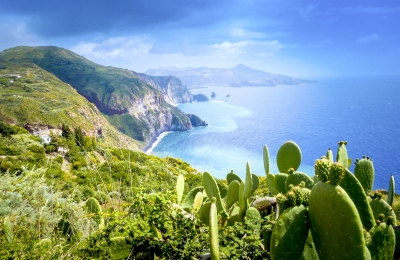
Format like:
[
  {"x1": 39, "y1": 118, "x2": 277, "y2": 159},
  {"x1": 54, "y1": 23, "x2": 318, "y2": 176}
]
[{"x1": 0, "y1": 0, "x2": 399, "y2": 78}]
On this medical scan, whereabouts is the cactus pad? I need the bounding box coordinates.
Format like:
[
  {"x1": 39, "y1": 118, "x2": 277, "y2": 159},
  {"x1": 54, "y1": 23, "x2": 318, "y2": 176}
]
[
  {"x1": 336, "y1": 141, "x2": 349, "y2": 168},
  {"x1": 209, "y1": 198, "x2": 220, "y2": 260},
  {"x1": 387, "y1": 175, "x2": 395, "y2": 206},
  {"x1": 277, "y1": 141, "x2": 302, "y2": 173},
  {"x1": 309, "y1": 181, "x2": 370, "y2": 260},
  {"x1": 176, "y1": 174, "x2": 185, "y2": 204},
  {"x1": 203, "y1": 172, "x2": 228, "y2": 219},
  {"x1": 226, "y1": 170, "x2": 242, "y2": 184},
  {"x1": 181, "y1": 186, "x2": 204, "y2": 211},
  {"x1": 274, "y1": 173, "x2": 289, "y2": 194},
  {"x1": 285, "y1": 169, "x2": 314, "y2": 190},
  {"x1": 368, "y1": 222, "x2": 395, "y2": 260},
  {"x1": 225, "y1": 180, "x2": 240, "y2": 209},
  {"x1": 267, "y1": 173, "x2": 277, "y2": 195},
  {"x1": 354, "y1": 156, "x2": 375, "y2": 194},
  {"x1": 270, "y1": 205, "x2": 309, "y2": 260},
  {"x1": 370, "y1": 197, "x2": 397, "y2": 226},
  {"x1": 264, "y1": 145, "x2": 270, "y2": 174},
  {"x1": 339, "y1": 169, "x2": 376, "y2": 230}
]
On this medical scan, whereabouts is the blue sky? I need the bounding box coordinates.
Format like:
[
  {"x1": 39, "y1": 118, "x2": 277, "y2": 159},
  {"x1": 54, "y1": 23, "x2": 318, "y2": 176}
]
[{"x1": 0, "y1": 0, "x2": 399, "y2": 77}]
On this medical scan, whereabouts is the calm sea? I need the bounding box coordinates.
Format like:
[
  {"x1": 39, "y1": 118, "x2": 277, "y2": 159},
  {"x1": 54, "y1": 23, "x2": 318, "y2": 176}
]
[{"x1": 150, "y1": 77, "x2": 400, "y2": 193}]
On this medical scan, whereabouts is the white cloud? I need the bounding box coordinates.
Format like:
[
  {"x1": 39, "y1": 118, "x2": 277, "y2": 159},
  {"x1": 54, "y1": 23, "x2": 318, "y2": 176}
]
[
  {"x1": 210, "y1": 40, "x2": 283, "y2": 56},
  {"x1": 71, "y1": 36, "x2": 153, "y2": 61},
  {"x1": 356, "y1": 34, "x2": 381, "y2": 44}
]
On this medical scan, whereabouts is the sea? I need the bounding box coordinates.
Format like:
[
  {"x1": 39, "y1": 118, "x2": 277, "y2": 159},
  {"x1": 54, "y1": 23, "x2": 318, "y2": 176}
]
[{"x1": 149, "y1": 77, "x2": 400, "y2": 193}]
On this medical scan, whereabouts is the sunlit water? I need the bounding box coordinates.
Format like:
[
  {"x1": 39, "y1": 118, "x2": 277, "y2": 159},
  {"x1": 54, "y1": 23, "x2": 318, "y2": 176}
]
[{"x1": 151, "y1": 77, "x2": 400, "y2": 193}]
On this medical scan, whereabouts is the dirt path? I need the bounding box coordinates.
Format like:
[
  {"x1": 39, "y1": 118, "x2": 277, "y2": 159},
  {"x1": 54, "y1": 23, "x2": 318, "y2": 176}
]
[{"x1": 61, "y1": 156, "x2": 70, "y2": 172}]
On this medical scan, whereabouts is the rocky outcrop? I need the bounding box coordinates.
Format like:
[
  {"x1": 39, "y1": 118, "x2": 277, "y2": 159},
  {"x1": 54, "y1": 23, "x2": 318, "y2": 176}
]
[
  {"x1": 193, "y1": 94, "x2": 209, "y2": 102},
  {"x1": 186, "y1": 114, "x2": 208, "y2": 127},
  {"x1": 133, "y1": 72, "x2": 193, "y2": 104}
]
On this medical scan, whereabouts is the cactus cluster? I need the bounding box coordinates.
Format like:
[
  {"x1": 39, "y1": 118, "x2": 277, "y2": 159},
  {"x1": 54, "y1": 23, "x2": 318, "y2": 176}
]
[{"x1": 262, "y1": 140, "x2": 398, "y2": 260}]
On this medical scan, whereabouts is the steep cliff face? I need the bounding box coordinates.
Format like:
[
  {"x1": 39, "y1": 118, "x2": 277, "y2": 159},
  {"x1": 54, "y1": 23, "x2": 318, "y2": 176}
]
[
  {"x1": 133, "y1": 72, "x2": 193, "y2": 104},
  {"x1": 0, "y1": 46, "x2": 205, "y2": 147}
]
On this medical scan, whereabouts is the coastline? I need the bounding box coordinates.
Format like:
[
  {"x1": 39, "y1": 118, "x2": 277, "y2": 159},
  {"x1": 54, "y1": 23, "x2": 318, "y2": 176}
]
[{"x1": 144, "y1": 131, "x2": 172, "y2": 154}]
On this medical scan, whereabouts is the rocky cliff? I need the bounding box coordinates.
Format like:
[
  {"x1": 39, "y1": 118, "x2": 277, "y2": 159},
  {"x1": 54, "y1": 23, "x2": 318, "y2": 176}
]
[
  {"x1": 133, "y1": 72, "x2": 193, "y2": 104},
  {"x1": 0, "y1": 46, "x2": 205, "y2": 146}
]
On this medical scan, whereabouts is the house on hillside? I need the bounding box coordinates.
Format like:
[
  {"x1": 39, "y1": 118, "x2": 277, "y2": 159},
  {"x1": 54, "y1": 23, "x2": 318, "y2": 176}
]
[{"x1": 33, "y1": 129, "x2": 62, "y2": 144}]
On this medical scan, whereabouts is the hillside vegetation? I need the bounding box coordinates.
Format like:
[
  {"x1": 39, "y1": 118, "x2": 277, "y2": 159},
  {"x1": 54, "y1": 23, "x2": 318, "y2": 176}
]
[
  {"x1": 0, "y1": 63, "x2": 139, "y2": 149},
  {"x1": 0, "y1": 46, "x2": 198, "y2": 144}
]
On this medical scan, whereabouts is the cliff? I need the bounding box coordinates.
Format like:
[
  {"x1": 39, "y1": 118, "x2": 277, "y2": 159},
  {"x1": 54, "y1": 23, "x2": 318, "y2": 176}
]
[
  {"x1": 0, "y1": 46, "x2": 205, "y2": 146},
  {"x1": 133, "y1": 72, "x2": 193, "y2": 104},
  {"x1": 186, "y1": 114, "x2": 208, "y2": 127}
]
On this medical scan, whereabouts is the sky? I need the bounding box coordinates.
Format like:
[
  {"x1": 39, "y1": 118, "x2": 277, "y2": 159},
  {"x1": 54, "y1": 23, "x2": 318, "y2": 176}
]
[{"x1": 0, "y1": 0, "x2": 399, "y2": 78}]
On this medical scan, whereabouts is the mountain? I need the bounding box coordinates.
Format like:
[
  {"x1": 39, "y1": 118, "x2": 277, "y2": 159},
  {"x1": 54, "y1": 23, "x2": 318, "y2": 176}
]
[
  {"x1": 0, "y1": 63, "x2": 139, "y2": 149},
  {"x1": 0, "y1": 46, "x2": 202, "y2": 145},
  {"x1": 145, "y1": 64, "x2": 316, "y2": 89}
]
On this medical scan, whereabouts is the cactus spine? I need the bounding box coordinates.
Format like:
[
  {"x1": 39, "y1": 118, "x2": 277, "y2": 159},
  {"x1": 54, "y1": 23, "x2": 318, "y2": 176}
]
[
  {"x1": 354, "y1": 156, "x2": 375, "y2": 194},
  {"x1": 388, "y1": 175, "x2": 395, "y2": 206}
]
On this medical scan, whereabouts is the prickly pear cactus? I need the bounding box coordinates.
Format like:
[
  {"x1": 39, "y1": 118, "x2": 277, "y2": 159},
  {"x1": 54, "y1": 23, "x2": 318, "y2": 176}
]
[
  {"x1": 252, "y1": 173, "x2": 259, "y2": 194},
  {"x1": 277, "y1": 141, "x2": 302, "y2": 173},
  {"x1": 314, "y1": 157, "x2": 331, "y2": 182},
  {"x1": 369, "y1": 194, "x2": 397, "y2": 226},
  {"x1": 267, "y1": 173, "x2": 277, "y2": 195},
  {"x1": 203, "y1": 172, "x2": 228, "y2": 219},
  {"x1": 285, "y1": 168, "x2": 314, "y2": 190},
  {"x1": 336, "y1": 141, "x2": 349, "y2": 168},
  {"x1": 270, "y1": 205, "x2": 309, "y2": 260},
  {"x1": 85, "y1": 197, "x2": 105, "y2": 228},
  {"x1": 176, "y1": 174, "x2": 185, "y2": 204},
  {"x1": 340, "y1": 169, "x2": 376, "y2": 231},
  {"x1": 243, "y1": 162, "x2": 253, "y2": 199},
  {"x1": 326, "y1": 148, "x2": 334, "y2": 163},
  {"x1": 367, "y1": 217, "x2": 396, "y2": 260},
  {"x1": 226, "y1": 170, "x2": 242, "y2": 184},
  {"x1": 301, "y1": 232, "x2": 319, "y2": 260},
  {"x1": 354, "y1": 156, "x2": 375, "y2": 194},
  {"x1": 264, "y1": 144, "x2": 270, "y2": 174},
  {"x1": 274, "y1": 173, "x2": 288, "y2": 194},
  {"x1": 225, "y1": 180, "x2": 240, "y2": 209},
  {"x1": 238, "y1": 181, "x2": 248, "y2": 219},
  {"x1": 387, "y1": 175, "x2": 395, "y2": 207},
  {"x1": 209, "y1": 198, "x2": 220, "y2": 260},
  {"x1": 199, "y1": 201, "x2": 212, "y2": 225},
  {"x1": 181, "y1": 186, "x2": 204, "y2": 211},
  {"x1": 309, "y1": 181, "x2": 370, "y2": 259}
]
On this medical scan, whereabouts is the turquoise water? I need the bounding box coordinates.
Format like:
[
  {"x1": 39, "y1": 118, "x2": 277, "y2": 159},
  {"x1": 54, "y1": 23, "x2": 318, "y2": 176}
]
[{"x1": 151, "y1": 77, "x2": 400, "y2": 193}]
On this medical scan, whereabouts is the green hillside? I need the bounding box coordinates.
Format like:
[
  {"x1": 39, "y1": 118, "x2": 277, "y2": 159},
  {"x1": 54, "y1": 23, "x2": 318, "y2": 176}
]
[
  {"x1": 0, "y1": 46, "x2": 195, "y2": 143},
  {"x1": 0, "y1": 62, "x2": 140, "y2": 149}
]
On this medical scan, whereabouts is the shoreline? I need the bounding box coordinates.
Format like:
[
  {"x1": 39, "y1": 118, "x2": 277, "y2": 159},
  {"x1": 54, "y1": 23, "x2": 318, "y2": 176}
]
[{"x1": 144, "y1": 131, "x2": 172, "y2": 154}]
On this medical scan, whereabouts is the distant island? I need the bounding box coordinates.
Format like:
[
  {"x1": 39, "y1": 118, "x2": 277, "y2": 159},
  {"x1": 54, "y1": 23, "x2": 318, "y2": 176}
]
[{"x1": 145, "y1": 64, "x2": 316, "y2": 89}]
